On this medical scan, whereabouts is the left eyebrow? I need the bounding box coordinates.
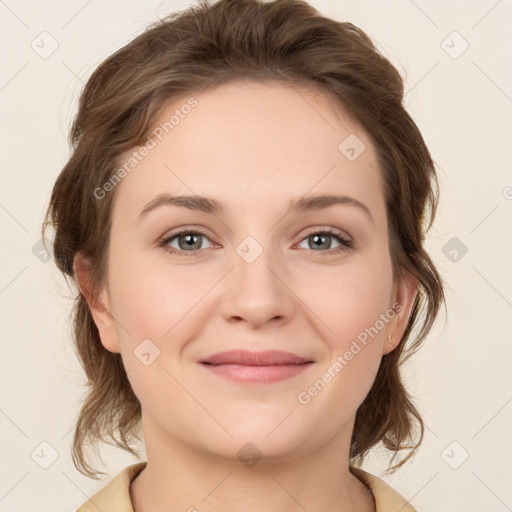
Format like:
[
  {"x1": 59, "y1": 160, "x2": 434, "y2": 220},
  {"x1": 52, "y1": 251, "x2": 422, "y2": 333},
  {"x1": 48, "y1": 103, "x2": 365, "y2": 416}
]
[
  {"x1": 288, "y1": 194, "x2": 374, "y2": 224},
  {"x1": 139, "y1": 193, "x2": 374, "y2": 224}
]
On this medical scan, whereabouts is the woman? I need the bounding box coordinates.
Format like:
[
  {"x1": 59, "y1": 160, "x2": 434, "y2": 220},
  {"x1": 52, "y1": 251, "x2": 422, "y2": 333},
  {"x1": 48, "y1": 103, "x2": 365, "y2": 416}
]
[{"x1": 43, "y1": 0, "x2": 446, "y2": 510}]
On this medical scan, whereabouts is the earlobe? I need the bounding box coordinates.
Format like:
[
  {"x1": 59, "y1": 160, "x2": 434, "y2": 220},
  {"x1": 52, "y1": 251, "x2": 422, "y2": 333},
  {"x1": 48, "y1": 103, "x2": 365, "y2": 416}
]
[
  {"x1": 73, "y1": 252, "x2": 121, "y2": 353},
  {"x1": 382, "y1": 271, "x2": 419, "y2": 355}
]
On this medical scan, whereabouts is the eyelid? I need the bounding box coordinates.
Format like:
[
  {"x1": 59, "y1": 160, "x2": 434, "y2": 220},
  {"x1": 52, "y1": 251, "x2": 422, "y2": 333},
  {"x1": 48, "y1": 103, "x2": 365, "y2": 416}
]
[
  {"x1": 157, "y1": 225, "x2": 354, "y2": 256},
  {"x1": 158, "y1": 224, "x2": 351, "y2": 241},
  {"x1": 300, "y1": 225, "x2": 352, "y2": 242},
  {"x1": 159, "y1": 225, "x2": 218, "y2": 243}
]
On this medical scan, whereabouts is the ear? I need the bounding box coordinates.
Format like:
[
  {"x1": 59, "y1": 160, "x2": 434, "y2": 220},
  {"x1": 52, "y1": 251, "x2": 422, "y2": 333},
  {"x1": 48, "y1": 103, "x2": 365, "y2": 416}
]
[
  {"x1": 382, "y1": 270, "x2": 419, "y2": 355},
  {"x1": 73, "y1": 252, "x2": 121, "y2": 353}
]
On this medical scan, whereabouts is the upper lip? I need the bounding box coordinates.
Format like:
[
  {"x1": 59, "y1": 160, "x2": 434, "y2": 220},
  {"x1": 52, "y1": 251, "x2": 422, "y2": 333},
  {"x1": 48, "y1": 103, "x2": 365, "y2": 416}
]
[{"x1": 200, "y1": 350, "x2": 313, "y2": 366}]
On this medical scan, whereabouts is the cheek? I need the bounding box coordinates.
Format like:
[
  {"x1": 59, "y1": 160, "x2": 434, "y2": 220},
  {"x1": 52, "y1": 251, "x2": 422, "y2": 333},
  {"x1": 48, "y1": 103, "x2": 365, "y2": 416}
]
[
  {"x1": 302, "y1": 257, "x2": 393, "y2": 342},
  {"x1": 106, "y1": 256, "x2": 203, "y2": 411},
  {"x1": 300, "y1": 256, "x2": 393, "y2": 388},
  {"x1": 108, "y1": 253, "x2": 203, "y2": 343},
  {"x1": 290, "y1": 271, "x2": 393, "y2": 445}
]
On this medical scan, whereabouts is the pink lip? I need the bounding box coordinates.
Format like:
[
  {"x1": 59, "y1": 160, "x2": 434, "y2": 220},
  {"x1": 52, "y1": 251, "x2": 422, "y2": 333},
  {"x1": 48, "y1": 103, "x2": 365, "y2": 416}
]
[
  {"x1": 199, "y1": 350, "x2": 314, "y2": 384},
  {"x1": 201, "y1": 349, "x2": 312, "y2": 366}
]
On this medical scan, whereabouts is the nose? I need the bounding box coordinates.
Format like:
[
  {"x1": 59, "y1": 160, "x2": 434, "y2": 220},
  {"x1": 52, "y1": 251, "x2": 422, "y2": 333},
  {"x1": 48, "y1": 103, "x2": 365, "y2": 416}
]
[{"x1": 220, "y1": 243, "x2": 295, "y2": 330}]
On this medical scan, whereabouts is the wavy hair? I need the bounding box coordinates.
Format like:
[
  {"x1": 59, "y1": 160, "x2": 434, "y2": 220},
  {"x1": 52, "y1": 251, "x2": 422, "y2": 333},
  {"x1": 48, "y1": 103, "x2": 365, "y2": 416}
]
[{"x1": 43, "y1": 0, "x2": 446, "y2": 479}]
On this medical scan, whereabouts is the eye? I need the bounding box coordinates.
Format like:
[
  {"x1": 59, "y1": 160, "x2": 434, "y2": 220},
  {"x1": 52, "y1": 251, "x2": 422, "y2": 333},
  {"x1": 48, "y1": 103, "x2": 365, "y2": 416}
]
[
  {"x1": 158, "y1": 228, "x2": 353, "y2": 256},
  {"x1": 295, "y1": 228, "x2": 353, "y2": 254},
  {"x1": 159, "y1": 230, "x2": 216, "y2": 256}
]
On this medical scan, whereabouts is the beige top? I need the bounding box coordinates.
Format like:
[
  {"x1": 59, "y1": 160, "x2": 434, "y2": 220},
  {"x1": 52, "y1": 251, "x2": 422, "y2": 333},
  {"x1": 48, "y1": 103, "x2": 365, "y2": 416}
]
[{"x1": 75, "y1": 461, "x2": 417, "y2": 512}]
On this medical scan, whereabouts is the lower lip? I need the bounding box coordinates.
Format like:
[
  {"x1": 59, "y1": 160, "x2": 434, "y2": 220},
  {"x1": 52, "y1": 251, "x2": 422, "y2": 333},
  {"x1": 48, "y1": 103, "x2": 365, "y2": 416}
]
[{"x1": 201, "y1": 363, "x2": 313, "y2": 384}]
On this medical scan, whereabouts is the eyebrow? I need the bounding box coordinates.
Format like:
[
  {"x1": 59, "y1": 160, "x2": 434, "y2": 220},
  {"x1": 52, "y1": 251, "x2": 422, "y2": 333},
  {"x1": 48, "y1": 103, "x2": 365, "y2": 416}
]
[{"x1": 139, "y1": 193, "x2": 374, "y2": 224}]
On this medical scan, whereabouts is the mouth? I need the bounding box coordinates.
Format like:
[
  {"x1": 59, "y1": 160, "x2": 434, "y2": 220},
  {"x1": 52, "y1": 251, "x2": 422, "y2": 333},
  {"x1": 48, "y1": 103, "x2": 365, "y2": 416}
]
[{"x1": 199, "y1": 350, "x2": 314, "y2": 384}]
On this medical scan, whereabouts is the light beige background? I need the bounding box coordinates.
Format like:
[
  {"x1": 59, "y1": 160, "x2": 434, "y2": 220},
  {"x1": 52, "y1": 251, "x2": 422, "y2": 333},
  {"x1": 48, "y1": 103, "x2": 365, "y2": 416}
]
[{"x1": 1, "y1": 1, "x2": 511, "y2": 510}]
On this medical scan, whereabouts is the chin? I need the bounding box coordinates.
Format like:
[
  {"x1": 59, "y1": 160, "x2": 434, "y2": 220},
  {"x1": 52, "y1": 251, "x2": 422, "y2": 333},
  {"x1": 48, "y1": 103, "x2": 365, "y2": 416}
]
[{"x1": 203, "y1": 415, "x2": 314, "y2": 464}]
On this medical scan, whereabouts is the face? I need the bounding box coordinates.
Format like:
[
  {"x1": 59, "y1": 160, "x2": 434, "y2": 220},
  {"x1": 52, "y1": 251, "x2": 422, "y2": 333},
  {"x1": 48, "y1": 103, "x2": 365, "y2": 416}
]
[{"x1": 77, "y1": 79, "x2": 417, "y2": 463}]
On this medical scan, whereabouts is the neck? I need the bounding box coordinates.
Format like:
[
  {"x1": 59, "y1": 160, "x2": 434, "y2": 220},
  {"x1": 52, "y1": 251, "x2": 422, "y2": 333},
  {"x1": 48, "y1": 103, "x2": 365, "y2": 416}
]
[{"x1": 130, "y1": 418, "x2": 375, "y2": 512}]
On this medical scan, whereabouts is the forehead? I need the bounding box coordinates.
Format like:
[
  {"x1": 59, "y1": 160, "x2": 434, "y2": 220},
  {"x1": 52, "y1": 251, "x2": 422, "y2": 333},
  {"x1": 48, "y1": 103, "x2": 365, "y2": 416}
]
[{"x1": 112, "y1": 79, "x2": 384, "y2": 224}]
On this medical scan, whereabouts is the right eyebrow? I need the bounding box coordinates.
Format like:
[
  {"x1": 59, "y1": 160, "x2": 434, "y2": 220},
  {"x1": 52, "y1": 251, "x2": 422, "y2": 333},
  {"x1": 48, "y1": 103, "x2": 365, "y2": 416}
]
[{"x1": 139, "y1": 194, "x2": 222, "y2": 217}]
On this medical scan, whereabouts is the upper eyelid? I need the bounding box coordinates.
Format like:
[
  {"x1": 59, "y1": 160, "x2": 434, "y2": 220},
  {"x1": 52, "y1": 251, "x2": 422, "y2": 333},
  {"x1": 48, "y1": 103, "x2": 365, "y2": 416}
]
[
  {"x1": 161, "y1": 227, "x2": 217, "y2": 244},
  {"x1": 161, "y1": 226, "x2": 352, "y2": 246}
]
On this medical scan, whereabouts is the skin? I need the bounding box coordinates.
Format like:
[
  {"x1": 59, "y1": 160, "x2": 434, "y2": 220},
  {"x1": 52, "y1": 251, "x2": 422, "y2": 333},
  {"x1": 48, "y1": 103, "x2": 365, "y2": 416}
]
[{"x1": 75, "y1": 79, "x2": 418, "y2": 512}]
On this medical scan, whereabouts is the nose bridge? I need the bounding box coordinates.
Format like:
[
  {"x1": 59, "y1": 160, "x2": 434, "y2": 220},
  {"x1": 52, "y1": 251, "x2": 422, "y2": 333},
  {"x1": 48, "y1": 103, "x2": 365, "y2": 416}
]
[
  {"x1": 221, "y1": 233, "x2": 293, "y2": 327},
  {"x1": 236, "y1": 235, "x2": 279, "y2": 289}
]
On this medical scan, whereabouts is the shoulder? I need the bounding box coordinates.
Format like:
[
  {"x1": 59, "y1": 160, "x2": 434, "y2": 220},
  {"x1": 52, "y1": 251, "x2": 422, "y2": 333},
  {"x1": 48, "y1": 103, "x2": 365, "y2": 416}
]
[
  {"x1": 350, "y1": 466, "x2": 418, "y2": 512},
  {"x1": 75, "y1": 461, "x2": 147, "y2": 512}
]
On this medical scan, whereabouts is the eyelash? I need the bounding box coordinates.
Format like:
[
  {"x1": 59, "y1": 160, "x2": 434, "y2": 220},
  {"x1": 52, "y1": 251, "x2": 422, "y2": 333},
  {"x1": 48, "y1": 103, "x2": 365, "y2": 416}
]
[{"x1": 158, "y1": 228, "x2": 353, "y2": 257}]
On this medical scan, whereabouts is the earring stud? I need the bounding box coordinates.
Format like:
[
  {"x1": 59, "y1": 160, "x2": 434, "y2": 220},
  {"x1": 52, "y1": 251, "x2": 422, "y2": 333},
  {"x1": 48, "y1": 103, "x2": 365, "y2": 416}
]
[{"x1": 387, "y1": 334, "x2": 393, "y2": 344}]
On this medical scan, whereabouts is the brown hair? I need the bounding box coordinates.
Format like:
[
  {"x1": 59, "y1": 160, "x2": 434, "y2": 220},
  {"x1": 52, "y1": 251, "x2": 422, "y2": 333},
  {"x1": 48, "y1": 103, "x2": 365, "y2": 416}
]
[{"x1": 43, "y1": 0, "x2": 446, "y2": 479}]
